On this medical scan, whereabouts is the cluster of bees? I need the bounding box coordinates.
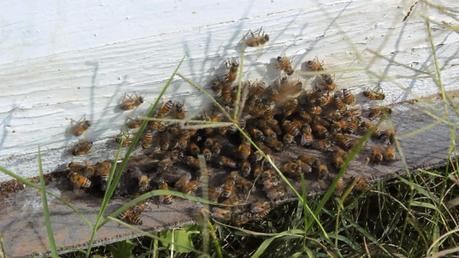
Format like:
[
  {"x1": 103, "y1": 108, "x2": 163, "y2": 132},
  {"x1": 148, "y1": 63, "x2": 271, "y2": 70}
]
[{"x1": 65, "y1": 28, "x2": 397, "y2": 226}]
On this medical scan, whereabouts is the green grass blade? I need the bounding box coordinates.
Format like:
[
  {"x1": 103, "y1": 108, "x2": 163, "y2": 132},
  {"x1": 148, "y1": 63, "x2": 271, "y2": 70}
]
[{"x1": 37, "y1": 148, "x2": 59, "y2": 258}]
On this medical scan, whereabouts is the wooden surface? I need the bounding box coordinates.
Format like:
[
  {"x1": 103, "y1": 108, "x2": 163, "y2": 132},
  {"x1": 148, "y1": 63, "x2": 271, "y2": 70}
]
[
  {"x1": 0, "y1": 97, "x2": 457, "y2": 257},
  {"x1": 0, "y1": 0, "x2": 458, "y2": 182}
]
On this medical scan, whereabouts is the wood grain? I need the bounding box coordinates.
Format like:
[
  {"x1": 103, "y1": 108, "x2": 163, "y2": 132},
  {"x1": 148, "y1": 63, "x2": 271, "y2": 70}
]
[{"x1": 0, "y1": 97, "x2": 457, "y2": 257}]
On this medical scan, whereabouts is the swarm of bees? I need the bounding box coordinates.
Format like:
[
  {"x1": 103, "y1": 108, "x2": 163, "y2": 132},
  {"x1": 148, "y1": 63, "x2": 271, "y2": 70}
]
[{"x1": 65, "y1": 28, "x2": 397, "y2": 226}]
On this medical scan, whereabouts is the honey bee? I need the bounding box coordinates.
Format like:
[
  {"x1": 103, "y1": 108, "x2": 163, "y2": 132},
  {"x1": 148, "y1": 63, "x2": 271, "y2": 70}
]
[
  {"x1": 335, "y1": 177, "x2": 345, "y2": 196},
  {"x1": 149, "y1": 120, "x2": 166, "y2": 132},
  {"x1": 208, "y1": 186, "x2": 223, "y2": 202},
  {"x1": 342, "y1": 89, "x2": 355, "y2": 105},
  {"x1": 188, "y1": 143, "x2": 201, "y2": 156},
  {"x1": 319, "y1": 74, "x2": 336, "y2": 91},
  {"x1": 384, "y1": 145, "x2": 396, "y2": 161},
  {"x1": 182, "y1": 180, "x2": 199, "y2": 195},
  {"x1": 218, "y1": 156, "x2": 237, "y2": 169},
  {"x1": 368, "y1": 146, "x2": 384, "y2": 164},
  {"x1": 182, "y1": 155, "x2": 199, "y2": 169},
  {"x1": 282, "y1": 120, "x2": 301, "y2": 137},
  {"x1": 158, "y1": 158, "x2": 174, "y2": 171},
  {"x1": 68, "y1": 161, "x2": 96, "y2": 178},
  {"x1": 297, "y1": 160, "x2": 313, "y2": 174},
  {"x1": 157, "y1": 100, "x2": 174, "y2": 118},
  {"x1": 265, "y1": 137, "x2": 284, "y2": 152},
  {"x1": 333, "y1": 94, "x2": 346, "y2": 111},
  {"x1": 71, "y1": 119, "x2": 91, "y2": 137},
  {"x1": 230, "y1": 171, "x2": 252, "y2": 191},
  {"x1": 240, "y1": 160, "x2": 252, "y2": 177},
  {"x1": 120, "y1": 93, "x2": 144, "y2": 110},
  {"x1": 211, "y1": 207, "x2": 231, "y2": 220},
  {"x1": 335, "y1": 133, "x2": 357, "y2": 150},
  {"x1": 354, "y1": 176, "x2": 369, "y2": 191},
  {"x1": 317, "y1": 92, "x2": 333, "y2": 106},
  {"x1": 312, "y1": 160, "x2": 329, "y2": 179},
  {"x1": 232, "y1": 212, "x2": 252, "y2": 226},
  {"x1": 251, "y1": 201, "x2": 271, "y2": 219},
  {"x1": 248, "y1": 80, "x2": 267, "y2": 97},
  {"x1": 264, "y1": 185, "x2": 286, "y2": 202},
  {"x1": 303, "y1": 57, "x2": 324, "y2": 72},
  {"x1": 243, "y1": 27, "x2": 269, "y2": 47},
  {"x1": 277, "y1": 56, "x2": 294, "y2": 75},
  {"x1": 138, "y1": 174, "x2": 151, "y2": 193},
  {"x1": 158, "y1": 178, "x2": 173, "y2": 204},
  {"x1": 374, "y1": 128, "x2": 395, "y2": 144},
  {"x1": 363, "y1": 89, "x2": 385, "y2": 100},
  {"x1": 202, "y1": 148, "x2": 213, "y2": 161},
  {"x1": 359, "y1": 120, "x2": 377, "y2": 135},
  {"x1": 308, "y1": 105, "x2": 322, "y2": 116},
  {"x1": 116, "y1": 130, "x2": 133, "y2": 147},
  {"x1": 272, "y1": 78, "x2": 303, "y2": 105},
  {"x1": 312, "y1": 123, "x2": 329, "y2": 139},
  {"x1": 95, "y1": 160, "x2": 111, "y2": 182},
  {"x1": 159, "y1": 133, "x2": 171, "y2": 151},
  {"x1": 282, "y1": 161, "x2": 302, "y2": 179},
  {"x1": 225, "y1": 59, "x2": 239, "y2": 83},
  {"x1": 126, "y1": 117, "x2": 142, "y2": 129},
  {"x1": 248, "y1": 127, "x2": 265, "y2": 141},
  {"x1": 311, "y1": 139, "x2": 332, "y2": 152},
  {"x1": 68, "y1": 172, "x2": 92, "y2": 189},
  {"x1": 298, "y1": 153, "x2": 317, "y2": 166},
  {"x1": 221, "y1": 175, "x2": 236, "y2": 199},
  {"x1": 330, "y1": 147, "x2": 347, "y2": 169},
  {"x1": 119, "y1": 202, "x2": 146, "y2": 225},
  {"x1": 220, "y1": 82, "x2": 234, "y2": 105},
  {"x1": 142, "y1": 131, "x2": 154, "y2": 149},
  {"x1": 174, "y1": 102, "x2": 187, "y2": 119},
  {"x1": 71, "y1": 140, "x2": 93, "y2": 156},
  {"x1": 368, "y1": 106, "x2": 392, "y2": 119},
  {"x1": 237, "y1": 141, "x2": 252, "y2": 160}
]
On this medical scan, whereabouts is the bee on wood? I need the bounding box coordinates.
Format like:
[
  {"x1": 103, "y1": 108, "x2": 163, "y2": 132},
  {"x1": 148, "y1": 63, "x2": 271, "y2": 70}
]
[
  {"x1": 368, "y1": 106, "x2": 392, "y2": 119},
  {"x1": 116, "y1": 130, "x2": 133, "y2": 147},
  {"x1": 335, "y1": 133, "x2": 357, "y2": 150},
  {"x1": 282, "y1": 120, "x2": 301, "y2": 137},
  {"x1": 374, "y1": 128, "x2": 395, "y2": 144},
  {"x1": 225, "y1": 59, "x2": 239, "y2": 83},
  {"x1": 240, "y1": 160, "x2": 252, "y2": 177},
  {"x1": 248, "y1": 80, "x2": 267, "y2": 97},
  {"x1": 182, "y1": 155, "x2": 199, "y2": 169},
  {"x1": 211, "y1": 207, "x2": 231, "y2": 220},
  {"x1": 319, "y1": 74, "x2": 336, "y2": 91},
  {"x1": 243, "y1": 27, "x2": 269, "y2": 47},
  {"x1": 218, "y1": 156, "x2": 238, "y2": 169},
  {"x1": 237, "y1": 141, "x2": 252, "y2": 160},
  {"x1": 282, "y1": 161, "x2": 302, "y2": 179},
  {"x1": 158, "y1": 178, "x2": 173, "y2": 204},
  {"x1": 96, "y1": 160, "x2": 112, "y2": 182},
  {"x1": 180, "y1": 180, "x2": 199, "y2": 195},
  {"x1": 120, "y1": 93, "x2": 144, "y2": 110},
  {"x1": 221, "y1": 174, "x2": 236, "y2": 199},
  {"x1": 71, "y1": 140, "x2": 93, "y2": 156},
  {"x1": 68, "y1": 161, "x2": 96, "y2": 178},
  {"x1": 277, "y1": 56, "x2": 294, "y2": 75},
  {"x1": 303, "y1": 57, "x2": 324, "y2": 72},
  {"x1": 174, "y1": 102, "x2": 187, "y2": 120},
  {"x1": 358, "y1": 120, "x2": 377, "y2": 135},
  {"x1": 71, "y1": 119, "x2": 91, "y2": 137},
  {"x1": 188, "y1": 143, "x2": 201, "y2": 156},
  {"x1": 149, "y1": 120, "x2": 166, "y2": 132},
  {"x1": 312, "y1": 123, "x2": 329, "y2": 139},
  {"x1": 142, "y1": 131, "x2": 154, "y2": 149},
  {"x1": 353, "y1": 176, "x2": 369, "y2": 191},
  {"x1": 271, "y1": 77, "x2": 303, "y2": 106},
  {"x1": 251, "y1": 201, "x2": 271, "y2": 219},
  {"x1": 341, "y1": 89, "x2": 355, "y2": 105},
  {"x1": 157, "y1": 100, "x2": 174, "y2": 118},
  {"x1": 363, "y1": 89, "x2": 385, "y2": 100},
  {"x1": 335, "y1": 177, "x2": 345, "y2": 196},
  {"x1": 248, "y1": 127, "x2": 266, "y2": 141},
  {"x1": 317, "y1": 92, "x2": 333, "y2": 106},
  {"x1": 230, "y1": 171, "x2": 252, "y2": 191},
  {"x1": 333, "y1": 94, "x2": 346, "y2": 111},
  {"x1": 368, "y1": 146, "x2": 384, "y2": 164},
  {"x1": 312, "y1": 160, "x2": 329, "y2": 179},
  {"x1": 298, "y1": 153, "x2": 317, "y2": 166},
  {"x1": 68, "y1": 172, "x2": 92, "y2": 189},
  {"x1": 311, "y1": 139, "x2": 332, "y2": 152},
  {"x1": 330, "y1": 147, "x2": 347, "y2": 169},
  {"x1": 119, "y1": 202, "x2": 146, "y2": 225},
  {"x1": 126, "y1": 117, "x2": 142, "y2": 129},
  {"x1": 265, "y1": 137, "x2": 284, "y2": 152},
  {"x1": 300, "y1": 124, "x2": 314, "y2": 146},
  {"x1": 308, "y1": 105, "x2": 322, "y2": 116},
  {"x1": 384, "y1": 145, "x2": 396, "y2": 161},
  {"x1": 138, "y1": 174, "x2": 151, "y2": 193}
]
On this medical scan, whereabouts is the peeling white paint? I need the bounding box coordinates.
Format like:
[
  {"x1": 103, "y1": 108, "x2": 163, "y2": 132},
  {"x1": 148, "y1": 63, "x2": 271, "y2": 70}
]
[{"x1": 0, "y1": 0, "x2": 458, "y2": 181}]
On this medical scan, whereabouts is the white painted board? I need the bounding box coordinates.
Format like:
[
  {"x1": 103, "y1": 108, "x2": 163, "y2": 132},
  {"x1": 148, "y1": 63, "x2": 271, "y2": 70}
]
[{"x1": 0, "y1": 0, "x2": 458, "y2": 181}]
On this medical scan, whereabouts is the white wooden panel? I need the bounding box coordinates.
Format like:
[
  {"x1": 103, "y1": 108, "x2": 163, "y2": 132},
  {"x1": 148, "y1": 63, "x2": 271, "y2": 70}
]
[{"x1": 0, "y1": 0, "x2": 458, "y2": 181}]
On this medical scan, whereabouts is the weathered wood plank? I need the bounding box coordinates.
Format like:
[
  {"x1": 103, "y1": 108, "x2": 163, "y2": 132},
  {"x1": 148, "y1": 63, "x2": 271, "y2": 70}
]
[
  {"x1": 0, "y1": 0, "x2": 458, "y2": 182},
  {"x1": 0, "y1": 97, "x2": 457, "y2": 257}
]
